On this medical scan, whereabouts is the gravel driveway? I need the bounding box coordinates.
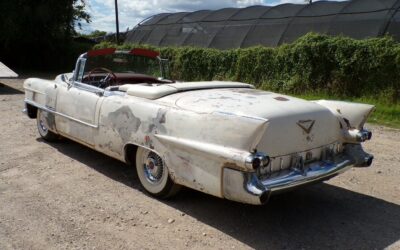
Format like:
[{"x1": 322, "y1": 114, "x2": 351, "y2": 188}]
[{"x1": 0, "y1": 77, "x2": 399, "y2": 250}]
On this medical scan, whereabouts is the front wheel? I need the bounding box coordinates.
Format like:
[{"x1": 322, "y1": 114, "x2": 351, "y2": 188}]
[
  {"x1": 135, "y1": 147, "x2": 180, "y2": 198},
  {"x1": 36, "y1": 110, "x2": 58, "y2": 141}
]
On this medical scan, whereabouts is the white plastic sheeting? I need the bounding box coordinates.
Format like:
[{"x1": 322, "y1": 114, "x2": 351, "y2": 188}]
[{"x1": 0, "y1": 61, "x2": 18, "y2": 78}]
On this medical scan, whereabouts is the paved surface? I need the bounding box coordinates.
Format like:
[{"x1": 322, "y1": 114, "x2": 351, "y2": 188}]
[{"x1": 0, "y1": 77, "x2": 399, "y2": 250}]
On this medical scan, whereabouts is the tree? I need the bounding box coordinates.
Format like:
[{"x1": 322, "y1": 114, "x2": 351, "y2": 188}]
[
  {"x1": 80, "y1": 30, "x2": 108, "y2": 39},
  {"x1": 0, "y1": 0, "x2": 91, "y2": 70}
]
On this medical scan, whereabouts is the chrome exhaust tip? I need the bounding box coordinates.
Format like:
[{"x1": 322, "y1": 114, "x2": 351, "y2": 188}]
[
  {"x1": 345, "y1": 144, "x2": 374, "y2": 168},
  {"x1": 365, "y1": 155, "x2": 374, "y2": 167},
  {"x1": 355, "y1": 154, "x2": 374, "y2": 167},
  {"x1": 356, "y1": 129, "x2": 372, "y2": 142}
]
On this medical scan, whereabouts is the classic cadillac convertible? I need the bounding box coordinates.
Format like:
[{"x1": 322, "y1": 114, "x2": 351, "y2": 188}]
[{"x1": 23, "y1": 48, "x2": 375, "y2": 205}]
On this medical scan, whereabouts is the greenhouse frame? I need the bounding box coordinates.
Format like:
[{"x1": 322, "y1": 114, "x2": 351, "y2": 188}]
[{"x1": 126, "y1": 0, "x2": 400, "y2": 49}]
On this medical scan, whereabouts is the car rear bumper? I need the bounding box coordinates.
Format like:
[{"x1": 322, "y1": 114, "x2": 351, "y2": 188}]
[{"x1": 222, "y1": 144, "x2": 373, "y2": 205}]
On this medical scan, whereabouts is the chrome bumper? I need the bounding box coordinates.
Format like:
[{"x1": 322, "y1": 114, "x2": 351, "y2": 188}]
[{"x1": 222, "y1": 144, "x2": 373, "y2": 205}]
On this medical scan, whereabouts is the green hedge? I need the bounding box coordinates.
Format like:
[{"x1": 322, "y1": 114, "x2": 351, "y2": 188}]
[{"x1": 94, "y1": 33, "x2": 400, "y2": 104}]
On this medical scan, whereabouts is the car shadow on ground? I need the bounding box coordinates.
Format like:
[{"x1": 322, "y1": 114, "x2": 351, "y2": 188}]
[
  {"x1": 0, "y1": 82, "x2": 24, "y2": 95},
  {"x1": 43, "y1": 138, "x2": 400, "y2": 250}
]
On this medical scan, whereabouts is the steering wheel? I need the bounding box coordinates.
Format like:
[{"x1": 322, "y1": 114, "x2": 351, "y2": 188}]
[{"x1": 87, "y1": 67, "x2": 118, "y2": 88}]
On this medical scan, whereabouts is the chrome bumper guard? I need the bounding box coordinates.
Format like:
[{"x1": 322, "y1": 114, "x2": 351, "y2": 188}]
[{"x1": 223, "y1": 144, "x2": 373, "y2": 205}]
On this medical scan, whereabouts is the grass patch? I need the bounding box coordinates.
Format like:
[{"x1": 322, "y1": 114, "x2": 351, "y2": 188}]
[{"x1": 293, "y1": 93, "x2": 400, "y2": 129}]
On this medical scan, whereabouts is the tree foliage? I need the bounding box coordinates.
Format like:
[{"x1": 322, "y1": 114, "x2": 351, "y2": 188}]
[
  {"x1": 79, "y1": 30, "x2": 108, "y2": 39},
  {"x1": 0, "y1": 0, "x2": 91, "y2": 70}
]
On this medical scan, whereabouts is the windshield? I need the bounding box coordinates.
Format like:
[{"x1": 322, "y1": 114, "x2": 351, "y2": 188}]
[
  {"x1": 84, "y1": 53, "x2": 164, "y2": 78},
  {"x1": 73, "y1": 49, "x2": 172, "y2": 89}
]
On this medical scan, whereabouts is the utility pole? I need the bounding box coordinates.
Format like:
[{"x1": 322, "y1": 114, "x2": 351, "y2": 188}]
[{"x1": 114, "y1": 0, "x2": 120, "y2": 44}]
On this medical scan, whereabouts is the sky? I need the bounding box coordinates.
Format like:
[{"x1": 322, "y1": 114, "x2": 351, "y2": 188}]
[{"x1": 79, "y1": 0, "x2": 345, "y2": 34}]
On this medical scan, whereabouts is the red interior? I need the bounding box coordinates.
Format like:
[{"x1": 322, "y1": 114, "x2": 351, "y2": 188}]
[
  {"x1": 87, "y1": 48, "x2": 116, "y2": 57},
  {"x1": 130, "y1": 48, "x2": 159, "y2": 58}
]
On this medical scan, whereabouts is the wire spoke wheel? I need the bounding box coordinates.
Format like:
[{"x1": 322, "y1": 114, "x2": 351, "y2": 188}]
[
  {"x1": 143, "y1": 151, "x2": 164, "y2": 184},
  {"x1": 36, "y1": 110, "x2": 58, "y2": 141},
  {"x1": 135, "y1": 147, "x2": 180, "y2": 198}
]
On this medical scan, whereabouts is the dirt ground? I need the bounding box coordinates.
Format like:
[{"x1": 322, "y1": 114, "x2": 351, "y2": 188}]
[{"x1": 0, "y1": 77, "x2": 399, "y2": 250}]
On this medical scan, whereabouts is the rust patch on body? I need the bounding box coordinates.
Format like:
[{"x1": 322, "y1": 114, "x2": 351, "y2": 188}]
[
  {"x1": 274, "y1": 96, "x2": 289, "y2": 101},
  {"x1": 230, "y1": 88, "x2": 271, "y2": 96},
  {"x1": 156, "y1": 109, "x2": 167, "y2": 124},
  {"x1": 223, "y1": 162, "x2": 245, "y2": 171},
  {"x1": 107, "y1": 106, "x2": 141, "y2": 141},
  {"x1": 143, "y1": 108, "x2": 168, "y2": 134},
  {"x1": 99, "y1": 141, "x2": 120, "y2": 154},
  {"x1": 343, "y1": 117, "x2": 354, "y2": 129},
  {"x1": 44, "y1": 112, "x2": 56, "y2": 131},
  {"x1": 177, "y1": 155, "x2": 190, "y2": 167}
]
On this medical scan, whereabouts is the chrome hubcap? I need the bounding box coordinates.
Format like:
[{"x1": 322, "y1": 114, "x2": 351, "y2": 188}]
[{"x1": 143, "y1": 151, "x2": 164, "y2": 184}]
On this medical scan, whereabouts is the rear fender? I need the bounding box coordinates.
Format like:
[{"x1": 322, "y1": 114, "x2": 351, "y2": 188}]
[{"x1": 314, "y1": 100, "x2": 375, "y2": 130}]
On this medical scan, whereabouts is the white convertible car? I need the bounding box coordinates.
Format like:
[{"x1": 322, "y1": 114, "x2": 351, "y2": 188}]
[{"x1": 23, "y1": 48, "x2": 374, "y2": 205}]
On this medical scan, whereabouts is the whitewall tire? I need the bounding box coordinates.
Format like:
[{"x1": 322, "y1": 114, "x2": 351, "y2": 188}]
[
  {"x1": 36, "y1": 110, "x2": 58, "y2": 141},
  {"x1": 135, "y1": 147, "x2": 180, "y2": 198}
]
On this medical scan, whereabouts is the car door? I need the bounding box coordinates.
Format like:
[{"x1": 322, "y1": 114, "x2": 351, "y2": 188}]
[{"x1": 55, "y1": 81, "x2": 104, "y2": 146}]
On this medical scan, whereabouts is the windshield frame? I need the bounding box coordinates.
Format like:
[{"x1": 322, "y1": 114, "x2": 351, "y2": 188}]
[{"x1": 72, "y1": 48, "x2": 170, "y2": 83}]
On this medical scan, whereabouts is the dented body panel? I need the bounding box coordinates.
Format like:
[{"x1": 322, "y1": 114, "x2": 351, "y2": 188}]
[{"x1": 23, "y1": 73, "x2": 375, "y2": 205}]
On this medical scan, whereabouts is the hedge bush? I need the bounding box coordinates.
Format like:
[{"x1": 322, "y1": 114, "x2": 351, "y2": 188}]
[{"x1": 94, "y1": 33, "x2": 400, "y2": 104}]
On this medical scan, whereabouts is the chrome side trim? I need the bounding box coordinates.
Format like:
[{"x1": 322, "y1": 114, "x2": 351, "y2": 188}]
[
  {"x1": 73, "y1": 81, "x2": 104, "y2": 96},
  {"x1": 24, "y1": 99, "x2": 98, "y2": 128}
]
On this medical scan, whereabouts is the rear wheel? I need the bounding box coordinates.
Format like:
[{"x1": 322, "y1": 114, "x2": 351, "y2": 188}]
[
  {"x1": 135, "y1": 147, "x2": 180, "y2": 198},
  {"x1": 36, "y1": 110, "x2": 58, "y2": 142}
]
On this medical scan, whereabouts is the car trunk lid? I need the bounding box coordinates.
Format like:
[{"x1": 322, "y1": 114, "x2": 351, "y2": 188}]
[{"x1": 168, "y1": 88, "x2": 341, "y2": 157}]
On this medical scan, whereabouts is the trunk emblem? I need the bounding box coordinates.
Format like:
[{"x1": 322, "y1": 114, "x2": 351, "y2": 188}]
[{"x1": 297, "y1": 120, "x2": 315, "y2": 134}]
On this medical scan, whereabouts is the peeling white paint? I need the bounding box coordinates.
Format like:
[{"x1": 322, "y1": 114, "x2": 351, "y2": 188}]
[{"x1": 23, "y1": 75, "x2": 375, "y2": 202}]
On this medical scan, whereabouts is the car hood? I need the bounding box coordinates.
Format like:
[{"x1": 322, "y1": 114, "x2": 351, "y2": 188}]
[{"x1": 160, "y1": 88, "x2": 341, "y2": 157}]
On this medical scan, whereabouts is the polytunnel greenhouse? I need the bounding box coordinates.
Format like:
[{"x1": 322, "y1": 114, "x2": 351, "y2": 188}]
[{"x1": 125, "y1": 0, "x2": 400, "y2": 49}]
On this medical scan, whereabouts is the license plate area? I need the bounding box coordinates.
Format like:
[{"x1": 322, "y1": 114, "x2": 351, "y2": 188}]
[{"x1": 258, "y1": 142, "x2": 342, "y2": 176}]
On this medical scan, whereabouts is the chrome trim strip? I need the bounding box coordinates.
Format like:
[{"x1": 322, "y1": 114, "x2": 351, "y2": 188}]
[
  {"x1": 73, "y1": 81, "x2": 104, "y2": 95},
  {"x1": 24, "y1": 87, "x2": 46, "y2": 95},
  {"x1": 24, "y1": 99, "x2": 98, "y2": 128}
]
